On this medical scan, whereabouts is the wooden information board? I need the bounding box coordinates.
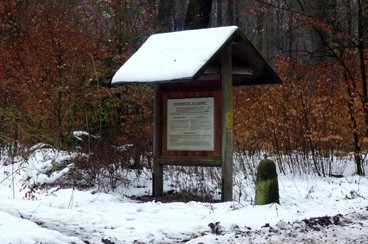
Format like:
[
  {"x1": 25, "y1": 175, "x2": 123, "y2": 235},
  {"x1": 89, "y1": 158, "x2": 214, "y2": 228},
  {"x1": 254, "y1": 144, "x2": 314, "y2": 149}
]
[
  {"x1": 112, "y1": 27, "x2": 282, "y2": 202},
  {"x1": 167, "y1": 97, "x2": 215, "y2": 151},
  {"x1": 160, "y1": 87, "x2": 222, "y2": 159}
]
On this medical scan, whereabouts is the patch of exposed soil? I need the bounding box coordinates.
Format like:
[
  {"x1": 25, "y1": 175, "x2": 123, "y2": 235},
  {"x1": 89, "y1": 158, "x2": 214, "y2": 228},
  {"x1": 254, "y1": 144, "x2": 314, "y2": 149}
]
[{"x1": 130, "y1": 190, "x2": 220, "y2": 203}]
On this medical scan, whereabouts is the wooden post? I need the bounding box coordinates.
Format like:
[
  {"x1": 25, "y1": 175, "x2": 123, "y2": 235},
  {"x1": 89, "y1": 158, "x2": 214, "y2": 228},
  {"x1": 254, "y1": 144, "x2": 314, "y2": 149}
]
[
  {"x1": 153, "y1": 82, "x2": 163, "y2": 197},
  {"x1": 221, "y1": 45, "x2": 233, "y2": 201}
]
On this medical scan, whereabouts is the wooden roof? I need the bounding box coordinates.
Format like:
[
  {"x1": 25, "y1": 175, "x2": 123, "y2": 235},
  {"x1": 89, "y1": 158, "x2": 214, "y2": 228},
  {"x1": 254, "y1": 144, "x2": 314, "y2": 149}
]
[{"x1": 112, "y1": 26, "x2": 282, "y2": 86}]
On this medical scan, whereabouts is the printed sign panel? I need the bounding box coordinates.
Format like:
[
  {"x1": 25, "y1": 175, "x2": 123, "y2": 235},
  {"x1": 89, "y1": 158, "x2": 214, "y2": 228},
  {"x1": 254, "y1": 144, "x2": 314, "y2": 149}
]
[{"x1": 167, "y1": 97, "x2": 215, "y2": 151}]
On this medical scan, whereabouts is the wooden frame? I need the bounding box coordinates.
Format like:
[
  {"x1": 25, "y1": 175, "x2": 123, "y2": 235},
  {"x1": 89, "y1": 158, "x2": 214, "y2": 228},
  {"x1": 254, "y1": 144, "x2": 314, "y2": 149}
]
[
  {"x1": 153, "y1": 83, "x2": 223, "y2": 168},
  {"x1": 153, "y1": 46, "x2": 234, "y2": 201},
  {"x1": 162, "y1": 89, "x2": 222, "y2": 159}
]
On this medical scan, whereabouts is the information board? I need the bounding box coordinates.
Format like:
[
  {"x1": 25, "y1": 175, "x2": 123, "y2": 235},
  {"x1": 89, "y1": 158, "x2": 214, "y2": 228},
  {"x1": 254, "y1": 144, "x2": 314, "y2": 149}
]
[{"x1": 167, "y1": 97, "x2": 215, "y2": 151}]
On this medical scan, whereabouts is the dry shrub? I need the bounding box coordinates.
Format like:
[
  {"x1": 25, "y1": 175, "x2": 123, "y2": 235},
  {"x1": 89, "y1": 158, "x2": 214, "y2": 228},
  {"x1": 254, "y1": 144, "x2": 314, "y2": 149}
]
[
  {"x1": 70, "y1": 134, "x2": 152, "y2": 192},
  {"x1": 165, "y1": 166, "x2": 222, "y2": 199}
]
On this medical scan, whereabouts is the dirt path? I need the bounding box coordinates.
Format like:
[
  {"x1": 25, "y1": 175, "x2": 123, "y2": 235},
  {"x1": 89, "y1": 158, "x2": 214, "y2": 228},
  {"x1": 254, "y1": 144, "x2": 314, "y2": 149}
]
[
  {"x1": 187, "y1": 211, "x2": 368, "y2": 244},
  {"x1": 4, "y1": 208, "x2": 368, "y2": 244}
]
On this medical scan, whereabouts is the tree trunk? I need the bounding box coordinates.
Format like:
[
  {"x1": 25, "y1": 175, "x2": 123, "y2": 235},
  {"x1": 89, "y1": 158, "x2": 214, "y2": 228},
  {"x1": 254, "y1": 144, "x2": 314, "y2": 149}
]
[
  {"x1": 209, "y1": 0, "x2": 234, "y2": 27},
  {"x1": 157, "y1": 0, "x2": 175, "y2": 31},
  {"x1": 185, "y1": 0, "x2": 212, "y2": 29},
  {"x1": 357, "y1": 0, "x2": 368, "y2": 138},
  {"x1": 344, "y1": 72, "x2": 365, "y2": 176},
  {"x1": 174, "y1": 0, "x2": 188, "y2": 31}
]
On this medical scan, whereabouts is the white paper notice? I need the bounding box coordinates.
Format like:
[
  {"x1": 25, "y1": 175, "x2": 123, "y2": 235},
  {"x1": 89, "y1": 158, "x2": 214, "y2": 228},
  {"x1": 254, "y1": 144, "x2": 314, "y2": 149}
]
[{"x1": 167, "y1": 97, "x2": 215, "y2": 151}]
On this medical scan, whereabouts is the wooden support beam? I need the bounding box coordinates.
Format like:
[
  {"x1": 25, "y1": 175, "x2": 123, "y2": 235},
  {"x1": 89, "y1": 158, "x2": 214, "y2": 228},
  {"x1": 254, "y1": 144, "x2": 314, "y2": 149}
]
[
  {"x1": 153, "y1": 82, "x2": 163, "y2": 197},
  {"x1": 157, "y1": 157, "x2": 221, "y2": 167},
  {"x1": 203, "y1": 65, "x2": 221, "y2": 74},
  {"x1": 221, "y1": 45, "x2": 234, "y2": 202},
  {"x1": 197, "y1": 74, "x2": 221, "y2": 81},
  {"x1": 232, "y1": 66, "x2": 254, "y2": 75},
  {"x1": 203, "y1": 65, "x2": 253, "y2": 76}
]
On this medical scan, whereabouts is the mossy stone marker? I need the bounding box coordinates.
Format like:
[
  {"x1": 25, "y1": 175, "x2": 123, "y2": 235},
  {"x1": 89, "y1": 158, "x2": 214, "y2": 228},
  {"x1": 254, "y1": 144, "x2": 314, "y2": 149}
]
[{"x1": 255, "y1": 159, "x2": 280, "y2": 205}]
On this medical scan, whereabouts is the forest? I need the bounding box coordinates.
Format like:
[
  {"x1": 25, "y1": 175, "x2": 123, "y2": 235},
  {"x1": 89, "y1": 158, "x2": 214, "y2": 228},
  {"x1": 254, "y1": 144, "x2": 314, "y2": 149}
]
[{"x1": 0, "y1": 0, "x2": 367, "y2": 187}]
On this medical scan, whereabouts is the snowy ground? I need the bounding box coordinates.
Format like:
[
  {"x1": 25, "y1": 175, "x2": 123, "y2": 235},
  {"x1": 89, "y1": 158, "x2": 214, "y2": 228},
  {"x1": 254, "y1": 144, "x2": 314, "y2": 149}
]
[{"x1": 0, "y1": 145, "x2": 368, "y2": 243}]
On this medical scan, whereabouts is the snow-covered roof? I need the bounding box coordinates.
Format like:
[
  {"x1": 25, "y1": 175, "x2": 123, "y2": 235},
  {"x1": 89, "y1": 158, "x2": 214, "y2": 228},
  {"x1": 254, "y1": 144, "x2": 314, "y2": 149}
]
[{"x1": 112, "y1": 26, "x2": 282, "y2": 85}]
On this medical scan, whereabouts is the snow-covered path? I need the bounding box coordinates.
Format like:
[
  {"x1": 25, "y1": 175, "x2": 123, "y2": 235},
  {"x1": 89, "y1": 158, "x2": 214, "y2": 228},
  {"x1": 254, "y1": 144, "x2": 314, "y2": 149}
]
[
  {"x1": 1, "y1": 146, "x2": 368, "y2": 243},
  {"x1": 1, "y1": 173, "x2": 368, "y2": 243},
  {"x1": 1, "y1": 204, "x2": 368, "y2": 243}
]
